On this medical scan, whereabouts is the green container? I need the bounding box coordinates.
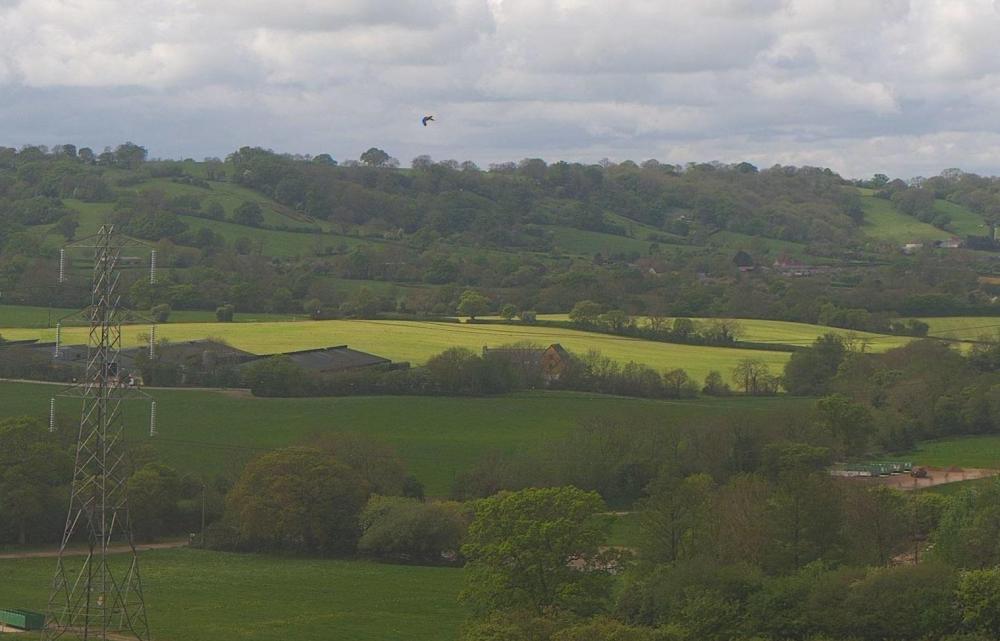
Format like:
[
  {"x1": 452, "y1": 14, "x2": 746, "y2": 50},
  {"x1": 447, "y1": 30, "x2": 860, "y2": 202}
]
[{"x1": 0, "y1": 608, "x2": 45, "y2": 631}]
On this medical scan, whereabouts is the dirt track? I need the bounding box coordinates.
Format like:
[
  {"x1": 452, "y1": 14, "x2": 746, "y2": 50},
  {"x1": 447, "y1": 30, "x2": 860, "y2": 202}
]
[
  {"x1": 874, "y1": 466, "x2": 999, "y2": 490},
  {"x1": 0, "y1": 541, "x2": 187, "y2": 560}
]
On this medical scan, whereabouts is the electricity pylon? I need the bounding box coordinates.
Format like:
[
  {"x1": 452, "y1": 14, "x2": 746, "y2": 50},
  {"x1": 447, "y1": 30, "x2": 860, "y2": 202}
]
[{"x1": 44, "y1": 225, "x2": 152, "y2": 641}]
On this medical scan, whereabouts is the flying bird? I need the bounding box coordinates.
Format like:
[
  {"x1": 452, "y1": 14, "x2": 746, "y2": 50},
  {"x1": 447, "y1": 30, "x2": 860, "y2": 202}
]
[{"x1": 421, "y1": 115, "x2": 435, "y2": 126}]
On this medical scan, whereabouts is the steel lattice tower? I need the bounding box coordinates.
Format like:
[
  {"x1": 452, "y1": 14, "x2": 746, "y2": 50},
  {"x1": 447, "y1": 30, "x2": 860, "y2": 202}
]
[{"x1": 45, "y1": 225, "x2": 151, "y2": 641}]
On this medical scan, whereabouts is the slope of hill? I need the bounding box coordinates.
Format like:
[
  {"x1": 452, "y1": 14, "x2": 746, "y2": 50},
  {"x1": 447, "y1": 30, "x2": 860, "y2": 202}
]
[
  {"x1": 0, "y1": 319, "x2": 791, "y2": 384},
  {"x1": 0, "y1": 381, "x2": 814, "y2": 496},
  {"x1": 6, "y1": 146, "x2": 1000, "y2": 328},
  {"x1": 0, "y1": 549, "x2": 465, "y2": 641},
  {"x1": 934, "y1": 199, "x2": 988, "y2": 237},
  {"x1": 523, "y1": 315, "x2": 914, "y2": 352},
  {"x1": 919, "y1": 316, "x2": 1000, "y2": 341},
  {"x1": 860, "y1": 192, "x2": 951, "y2": 243}
]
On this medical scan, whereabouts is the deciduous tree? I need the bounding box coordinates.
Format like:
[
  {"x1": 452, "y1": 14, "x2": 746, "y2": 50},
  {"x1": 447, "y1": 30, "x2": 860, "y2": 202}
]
[{"x1": 461, "y1": 486, "x2": 615, "y2": 616}]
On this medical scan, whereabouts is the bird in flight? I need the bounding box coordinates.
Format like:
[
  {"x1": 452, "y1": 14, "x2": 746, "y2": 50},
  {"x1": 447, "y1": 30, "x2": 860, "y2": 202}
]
[{"x1": 421, "y1": 115, "x2": 435, "y2": 126}]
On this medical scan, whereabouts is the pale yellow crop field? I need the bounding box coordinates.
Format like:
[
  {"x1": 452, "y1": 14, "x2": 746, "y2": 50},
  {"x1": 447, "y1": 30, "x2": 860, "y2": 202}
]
[{"x1": 1, "y1": 319, "x2": 791, "y2": 384}]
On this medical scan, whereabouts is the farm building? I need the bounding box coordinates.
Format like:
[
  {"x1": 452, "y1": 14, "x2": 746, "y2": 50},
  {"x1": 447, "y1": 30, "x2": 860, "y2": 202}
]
[
  {"x1": 935, "y1": 237, "x2": 963, "y2": 249},
  {"x1": 482, "y1": 343, "x2": 572, "y2": 382},
  {"x1": 259, "y1": 345, "x2": 394, "y2": 374}
]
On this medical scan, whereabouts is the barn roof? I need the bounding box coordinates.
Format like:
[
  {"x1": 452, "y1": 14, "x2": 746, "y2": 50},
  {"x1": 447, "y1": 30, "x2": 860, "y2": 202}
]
[{"x1": 277, "y1": 345, "x2": 391, "y2": 372}]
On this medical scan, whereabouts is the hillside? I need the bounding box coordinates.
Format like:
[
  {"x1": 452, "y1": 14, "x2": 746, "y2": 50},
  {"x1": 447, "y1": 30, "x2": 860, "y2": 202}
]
[
  {"x1": 0, "y1": 549, "x2": 465, "y2": 641},
  {"x1": 0, "y1": 319, "x2": 792, "y2": 384},
  {"x1": 0, "y1": 381, "x2": 813, "y2": 496},
  {"x1": 5, "y1": 145, "x2": 1000, "y2": 329},
  {"x1": 521, "y1": 314, "x2": 915, "y2": 352}
]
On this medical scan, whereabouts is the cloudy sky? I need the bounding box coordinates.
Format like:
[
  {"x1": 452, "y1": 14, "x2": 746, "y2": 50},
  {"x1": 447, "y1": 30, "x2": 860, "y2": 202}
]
[{"x1": 2, "y1": 0, "x2": 1000, "y2": 178}]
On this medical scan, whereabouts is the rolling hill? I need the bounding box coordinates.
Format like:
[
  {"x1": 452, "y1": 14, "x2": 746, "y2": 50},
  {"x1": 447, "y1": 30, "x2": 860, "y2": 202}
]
[{"x1": 0, "y1": 319, "x2": 792, "y2": 384}]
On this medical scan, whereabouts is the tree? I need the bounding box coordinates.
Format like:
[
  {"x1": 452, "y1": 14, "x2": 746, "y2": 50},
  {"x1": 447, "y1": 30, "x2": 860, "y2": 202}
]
[
  {"x1": 411, "y1": 155, "x2": 434, "y2": 170},
  {"x1": 360, "y1": 147, "x2": 391, "y2": 167},
  {"x1": 639, "y1": 473, "x2": 713, "y2": 563},
  {"x1": 461, "y1": 486, "x2": 615, "y2": 616},
  {"x1": 215, "y1": 304, "x2": 235, "y2": 322},
  {"x1": 358, "y1": 496, "x2": 467, "y2": 564},
  {"x1": 128, "y1": 463, "x2": 181, "y2": 541},
  {"x1": 672, "y1": 317, "x2": 698, "y2": 340},
  {"x1": 227, "y1": 447, "x2": 369, "y2": 553},
  {"x1": 0, "y1": 417, "x2": 72, "y2": 544},
  {"x1": 816, "y1": 394, "x2": 873, "y2": 456},
  {"x1": 662, "y1": 368, "x2": 697, "y2": 398},
  {"x1": 702, "y1": 370, "x2": 731, "y2": 396},
  {"x1": 783, "y1": 334, "x2": 848, "y2": 396},
  {"x1": 55, "y1": 215, "x2": 79, "y2": 240},
  {"x1": 598, "y1": 310, "x2": 630, "y2": 331},
  {"x1": 931, "y1": 480, "x2": 1000, "y2": 568},
  {"x1": 703, "y1": 319, "x2": 743, "y2": 344},
  {"x1": 240, "y1": 356, "x2": 309, "y2": 397},
  {"x1": 569, "y1": 300, "x2": 603, "y2": 325},
  {"x1": 150, "y1": 303, "x2": 171, "y2": 323},
  {"x1": 958, "y1": 568, "x2": 1000, "y2": 637},
  {"x1": 316, "y1": 433, "x2": 409, "y2": 496},
  {"x1": 232, "y1": 201, "x2": 264, "y2": 227},
  {"x1": 841, "y1": 562, "x2": 960, "y2": 641},
  {"x1": 732, "y1": 359, "x2": 775, "y2": 395},
  {"x1": 303, "y1": 298, "x2": 324, "y2": 320},
  {"x1": 732, "y1": 250, "x2": 754, "y2": 268},
  {"x1": 114, "y1": 141, "x2": 147, "y2": 169},
  {"x1": 842, "y1": 485, "x2": 908, "y2": 566},
  {"x1": 766, "y1": 472, "x2": 843, "y2": 572},
  {"x1": 204, "y1": 201, "x2": 226, "y2": 220},
  {"x1": 457, "y1": 290, "x2": 491, "y2": 320},
  {"x1": 500, "y1": 304, "x2": 517, "y2": 321}
]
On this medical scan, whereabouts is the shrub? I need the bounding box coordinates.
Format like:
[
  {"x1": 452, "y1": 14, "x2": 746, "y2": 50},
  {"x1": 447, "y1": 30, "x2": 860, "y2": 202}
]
[{"x1": 358, "y1": 496, "x2": 468, "y2": 564}]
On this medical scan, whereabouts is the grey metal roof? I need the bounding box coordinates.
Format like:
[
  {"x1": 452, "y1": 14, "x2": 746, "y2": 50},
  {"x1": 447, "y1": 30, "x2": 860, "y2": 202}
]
[{"x1": 279, "y1": 345, "x2": 391, "y2": 372}]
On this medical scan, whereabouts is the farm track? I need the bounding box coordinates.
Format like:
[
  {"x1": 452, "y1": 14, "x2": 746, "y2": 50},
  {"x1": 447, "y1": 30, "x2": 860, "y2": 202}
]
[
  {"x1": 0, "y1": 378, "x2": 250, "y2": 394},
  {"x1": 0, "y1": 541, "x2": 188, "y2": 560}
]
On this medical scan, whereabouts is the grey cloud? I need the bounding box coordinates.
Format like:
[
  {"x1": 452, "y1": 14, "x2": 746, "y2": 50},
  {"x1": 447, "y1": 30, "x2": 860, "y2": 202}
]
[{"x1": 3, "y1": 0, "x2": 1000, "y2": 177}]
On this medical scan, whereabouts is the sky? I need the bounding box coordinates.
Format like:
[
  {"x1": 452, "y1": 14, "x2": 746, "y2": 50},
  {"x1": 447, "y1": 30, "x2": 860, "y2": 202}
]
[{"x1": 2, "y1": 0, "x2": 1000, "y2": 178}]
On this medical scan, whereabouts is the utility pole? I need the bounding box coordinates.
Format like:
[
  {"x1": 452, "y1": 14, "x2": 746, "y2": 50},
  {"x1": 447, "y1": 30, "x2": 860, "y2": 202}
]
[
  {"x1": 201, "y1": 480, "x2": 207, "y2": 546},
  {"x1": 44, "y1": 226, "x2": 153, "y2": 641}
]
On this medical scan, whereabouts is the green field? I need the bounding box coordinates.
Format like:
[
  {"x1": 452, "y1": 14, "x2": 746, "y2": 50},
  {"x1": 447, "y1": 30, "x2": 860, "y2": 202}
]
[
  {"x1": 860, "y1": 193, "x2": 951, "y2": 243},
  {"x1": 919, "y1": 316, "x2": 1000, "y2": 341},
  {"x1": 176, "y1": 216, "x2": 367, "y2": 257},
  {"x1": 0, "y1": 304, "x2": 298, "y2": 328},
  {"x1": 901, "y1": 435, "x2": 1000, "y2": 470},
  {"x1": 522, "y1": 315, "x2": 913, "y2": 352},
  {"x1": 547, "y1": 225, "x2": 664, "y2": 256},
  {"x1": 0, "y1": 382, "x2": 813, "y2": 496},
  {"x1": 143, "y1": 178, "x2": 319, "y2": 230},
  {"x1": 0, "y1": 548, "x2": 465, "y2": 641},
  {"x1": 606, "y1": 512, "x2": 642, "y2": 548},
  {"x1": 0, "y1": 319, "x2": 792, "y2": 383},
  {"x1": 708, "y1": 230, "x2": 813, "y2": 259},
  {"x1": 934, "y1": 199, "x2": 986, "y2": 237}
]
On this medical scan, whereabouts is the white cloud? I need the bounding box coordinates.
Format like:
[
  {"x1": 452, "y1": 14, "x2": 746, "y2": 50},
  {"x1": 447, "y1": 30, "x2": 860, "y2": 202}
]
[{"x1": 2, "y1": 0, "x2": 1000, "y2": 177}]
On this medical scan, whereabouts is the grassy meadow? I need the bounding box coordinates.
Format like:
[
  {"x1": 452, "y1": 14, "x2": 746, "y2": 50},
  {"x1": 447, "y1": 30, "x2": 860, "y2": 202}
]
[
  {"x1": 520, "y1": 315, "x2": 913, "y2": 352},
  {"x1": 547, "y1": 224, "x2": 665, "y2": 256},
  {"x1": 919, "y1": 316, "x2": 1000, "y2": 341},
  {"x1": 0, "y1": 548, "x2": 465, "y2": 641},
  {"x1": 0, "y1": 319, "x2": 792, "y2": 384},
  {"x1": 0, "y1": 381, "x2": 813, "y2": 496},
  {"x1": 860, "y1": 193, "x2": 951, "y2": 243},
  {"x1": 901, "y1": 435, "x2": 1000, "y2": 470},
  {"x1": 933, "y1": 199, "x2": 986, "y2": 237}
]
